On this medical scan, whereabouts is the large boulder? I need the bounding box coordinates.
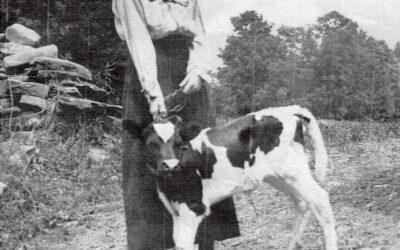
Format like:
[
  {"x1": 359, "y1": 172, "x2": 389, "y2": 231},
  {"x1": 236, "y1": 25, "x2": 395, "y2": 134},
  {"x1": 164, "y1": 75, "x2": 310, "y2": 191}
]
[
  {"x1": 0, "y1": 42, "x2": 33, "y2": 55},
  {"x1": 4, "y1": 45, "x2": 58, "y2": 68},
  {"x1": 5, "y1": 24, "x2": 41, "y2": 46},
  {"x1": 7, "y1": 74, "x2": 29, "y2": 82},
  {"x1": 54, "y1": 86, "x2": 82, "y2": 98},
  {"x1": 0, "y1": 106, "x2": 21, "y2": 117},
  {"x1": 7, "y1": 79, "x2": 50, "y2": 99},
  {"x1": 18, "y1": 95, "x2": 48, "y2": 111},
  {"x1": 57, "y1": 96, "x2": 121, "y2": 117},
  {"x1": 62, "y1": 80, "x2": 108, "y2": 101},
  {"x1": 31, "y1": 57, "x2": 92, "y2": 81}
]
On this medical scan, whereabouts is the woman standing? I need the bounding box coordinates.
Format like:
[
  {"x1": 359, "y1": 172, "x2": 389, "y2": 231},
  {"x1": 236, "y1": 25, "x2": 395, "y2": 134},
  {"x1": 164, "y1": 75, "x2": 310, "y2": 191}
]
[{"x1": 112, "y1": 0, "x2": 240, "y2": 249}]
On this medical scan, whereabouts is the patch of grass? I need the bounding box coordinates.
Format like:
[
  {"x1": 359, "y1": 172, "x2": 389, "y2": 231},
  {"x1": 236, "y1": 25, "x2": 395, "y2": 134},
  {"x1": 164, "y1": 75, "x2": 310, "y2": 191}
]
[
  {"x1": 319, "y1": 119, "x2": 400, "y2": 145},
  {"x1": 1, "y1": 117, "x2": 400, "y2": 249},
  {"x1": 0, "y1": 123, "x2": 122, "y2": 249}
]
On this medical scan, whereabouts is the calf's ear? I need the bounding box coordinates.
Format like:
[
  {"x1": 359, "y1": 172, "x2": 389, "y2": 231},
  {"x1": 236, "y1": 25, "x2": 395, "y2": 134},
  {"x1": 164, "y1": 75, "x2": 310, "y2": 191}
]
[
  {"x1": 180, "y1": 124, "x2": 202, "y2": 142},
  {"x1": 167, "y1": 115, "x2": 182, "y2": 127}
]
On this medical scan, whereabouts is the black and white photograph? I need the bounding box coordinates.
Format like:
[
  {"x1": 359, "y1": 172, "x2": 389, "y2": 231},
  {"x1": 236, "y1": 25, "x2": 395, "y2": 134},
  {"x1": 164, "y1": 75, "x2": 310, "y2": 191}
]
[{"x1": 0, "y1": 0, "x2": 400, "y2": 249}]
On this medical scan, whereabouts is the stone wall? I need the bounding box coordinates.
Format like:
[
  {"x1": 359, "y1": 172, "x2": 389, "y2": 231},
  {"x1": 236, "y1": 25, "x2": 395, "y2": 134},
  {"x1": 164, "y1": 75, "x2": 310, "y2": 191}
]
[{"x1": 0, "y1": 24, "x2": 121, "y2": 130}]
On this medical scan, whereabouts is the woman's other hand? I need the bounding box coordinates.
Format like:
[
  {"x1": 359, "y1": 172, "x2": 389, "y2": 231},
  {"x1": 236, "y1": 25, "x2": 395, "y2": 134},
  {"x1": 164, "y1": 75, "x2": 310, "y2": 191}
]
[{"x1": 179, "y1": 72, "x2": 203, "y2": 94}]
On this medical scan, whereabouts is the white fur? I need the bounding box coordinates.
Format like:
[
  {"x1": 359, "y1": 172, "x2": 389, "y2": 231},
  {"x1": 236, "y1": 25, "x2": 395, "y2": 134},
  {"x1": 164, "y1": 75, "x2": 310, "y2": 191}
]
[
  {"x1": 163, "y1": 159, "x2": 180, "y2": 169},
  {"x1": 173, "y1": 204, "x2": 204, "y2": 250},
  {"x1": 249, "y1": 105, "x2": 328, "y2": 181},
  {"x1": 153, "y1": 122, "x2": 175, "y2": 143},
  {"x1": 157, "y1": 190, "x2": 178, "y2": 216},
  {"x1": 160, "y1": 106, "x2": 336, "y2": 250}
]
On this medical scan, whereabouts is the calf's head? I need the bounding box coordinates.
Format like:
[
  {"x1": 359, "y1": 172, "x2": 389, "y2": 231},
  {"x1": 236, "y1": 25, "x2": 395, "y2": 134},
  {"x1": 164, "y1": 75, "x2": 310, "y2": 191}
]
[{"x1": 122, "y1": 116, "x2": 202, "y2": 176}]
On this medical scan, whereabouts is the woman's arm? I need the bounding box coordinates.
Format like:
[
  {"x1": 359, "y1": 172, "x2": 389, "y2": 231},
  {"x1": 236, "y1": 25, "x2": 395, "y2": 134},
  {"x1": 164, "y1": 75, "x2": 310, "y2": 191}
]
[
  {"x1": 179, "y1": 0, "x2": 212, "y2": 93},
  {"x1": 113, "y1": 0, "x2": 166, "y2": 117}
]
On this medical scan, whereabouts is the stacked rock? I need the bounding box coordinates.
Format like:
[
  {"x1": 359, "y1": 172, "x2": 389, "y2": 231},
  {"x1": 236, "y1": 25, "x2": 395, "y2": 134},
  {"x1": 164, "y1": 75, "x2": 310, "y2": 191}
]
[{"x1": 0, "y1": 24, "x2": 121, "y2": 130}]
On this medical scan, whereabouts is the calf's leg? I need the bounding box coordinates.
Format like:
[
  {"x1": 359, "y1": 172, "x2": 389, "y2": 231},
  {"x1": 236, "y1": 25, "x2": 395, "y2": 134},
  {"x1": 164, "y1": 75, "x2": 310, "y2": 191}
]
[
  {"x1": 173, "y1": 203, "x2": 205, "y2": 250},
  {"x1": 264, "y1": 147, "x2": 337, "y2": 250},
  {"x1": 265, "y1": 177, "x2": 310, "y2": 250},
  {"x1": 285, "y1": 175, "x2": 337, "y2": 250},
  {"x1": 289, "y1": 197, "x2": 310, "y2": 250}
]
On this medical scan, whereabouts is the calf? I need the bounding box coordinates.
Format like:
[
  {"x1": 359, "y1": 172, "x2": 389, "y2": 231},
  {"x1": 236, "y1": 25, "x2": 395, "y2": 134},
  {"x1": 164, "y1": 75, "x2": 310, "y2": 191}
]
[{"x1": 123, "y1": 105, "x2": 337, "y2": 250}]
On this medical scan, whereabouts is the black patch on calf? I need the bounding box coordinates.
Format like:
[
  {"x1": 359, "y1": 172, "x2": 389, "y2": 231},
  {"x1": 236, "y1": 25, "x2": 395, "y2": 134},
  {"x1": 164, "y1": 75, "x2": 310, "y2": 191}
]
[
  {"x1": 295, "y1": 114, "x2": 311, "y2": 123},
  {"x1": 294, "y1": 120, "x2": 304, "y2": 144},
  {"x1": 207, "y1": 116, "x2": 254, "y2": 168},
  {"x1": 156, "y1": 168, "x2": 205, "y2": 216},
  {"x1": 180, "y1": 124, "x2": 202, "y2": 142},
  {"x1": 197, "y1": 143, "x2": 216, "y2": 179},
  {"x1": 252, "y1": 115, "x2": 283, "y2": 154},
  {"x1": 180, "y1": 142, "x2": 216, "y2": 179},
  {"x1": 207, "y1": 115, "x2": 283, "y2": 168}
]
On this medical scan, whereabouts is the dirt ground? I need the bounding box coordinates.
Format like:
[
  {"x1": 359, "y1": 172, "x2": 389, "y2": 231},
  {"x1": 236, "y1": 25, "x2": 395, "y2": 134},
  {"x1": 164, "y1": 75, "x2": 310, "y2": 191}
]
[{"x1": 21, "y1": 139, "x2": 400, "y2": 250}]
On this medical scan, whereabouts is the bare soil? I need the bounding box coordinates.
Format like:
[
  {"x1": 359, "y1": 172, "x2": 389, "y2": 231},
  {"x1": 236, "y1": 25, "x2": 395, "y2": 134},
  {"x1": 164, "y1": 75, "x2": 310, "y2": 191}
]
[{"x1": 21, "y1": 139, "x2": 400, "y2": 250}]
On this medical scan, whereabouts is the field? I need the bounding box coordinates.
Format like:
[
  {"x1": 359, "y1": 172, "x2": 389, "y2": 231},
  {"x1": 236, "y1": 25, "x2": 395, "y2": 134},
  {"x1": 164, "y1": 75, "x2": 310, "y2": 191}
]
[{"x1": 1, "y1": 120, "x2": 400, "y2": 249}]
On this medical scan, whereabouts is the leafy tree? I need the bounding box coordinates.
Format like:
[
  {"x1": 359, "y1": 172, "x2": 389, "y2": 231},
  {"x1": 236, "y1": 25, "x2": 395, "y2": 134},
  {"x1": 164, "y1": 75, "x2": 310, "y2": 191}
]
[
  {"x1": 277, "y1": 26, "x2": 318, "y2": 104},
  {"x1": 217, "y1": 11, "x2": 286, "y2": 116},
  {"x1": 312, "y1": 11, "x2": 400, "y2": 120},
  {"x1": 394, "y1": 42, "x2": 400, "y2": 60},
  {"x1": 216, "y1": 10, "x2": 400, "y2": 121}
]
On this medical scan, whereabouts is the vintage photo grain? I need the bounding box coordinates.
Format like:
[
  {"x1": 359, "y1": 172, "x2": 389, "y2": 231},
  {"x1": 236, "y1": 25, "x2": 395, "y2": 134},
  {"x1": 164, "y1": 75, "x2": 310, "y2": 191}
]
[{"x1": 0, "y1": 0, "x2": 399, "y2": 249}]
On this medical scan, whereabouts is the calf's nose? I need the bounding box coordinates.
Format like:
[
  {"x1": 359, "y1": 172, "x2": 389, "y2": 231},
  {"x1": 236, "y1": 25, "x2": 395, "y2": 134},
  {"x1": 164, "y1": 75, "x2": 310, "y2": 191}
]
[{"x1": 162, "y1": 159, "x2": 180, "y2": 170}]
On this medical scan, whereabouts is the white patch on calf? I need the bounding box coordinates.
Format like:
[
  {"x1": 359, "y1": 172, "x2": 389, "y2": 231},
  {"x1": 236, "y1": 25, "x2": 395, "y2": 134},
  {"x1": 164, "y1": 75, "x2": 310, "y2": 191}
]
[
  {"x1": 199, "y1": 135, "x2": 250, "y2": 204},
  {"x1": 173, "y1": 203, "x2": 204, "y2": 250},
  {"x1": 250, "y1": 105, "x2": 301, "y2": 121},
  {"x1": 153, "y1": 122, "x2": 175, "y2": 143},
  {"x1": 157, "y1": 190, "x2": 178, "y2": 216},
  {"x1": 189, "y1": 128, "x2": 210, "y2": 152},
  {"x1": 163, "y1": 159, "x2": 179, "y2": 169}
]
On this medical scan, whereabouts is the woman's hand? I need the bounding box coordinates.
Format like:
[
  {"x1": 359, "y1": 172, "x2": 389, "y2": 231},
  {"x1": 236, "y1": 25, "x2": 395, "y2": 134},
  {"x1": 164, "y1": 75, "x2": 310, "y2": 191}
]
[
  {"x1": 148, "y1": 95, "x2": 167, "y2": 120},
  {"x1": 179, "y1": 73, "x2": 203, "y2": 94}
]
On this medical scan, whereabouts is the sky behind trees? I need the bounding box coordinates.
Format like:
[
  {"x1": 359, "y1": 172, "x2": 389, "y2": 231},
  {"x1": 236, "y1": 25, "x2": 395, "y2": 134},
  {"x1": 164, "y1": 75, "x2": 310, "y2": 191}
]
[{"x1": 200, "y1": 0, "x2": 400, "y2": 70}]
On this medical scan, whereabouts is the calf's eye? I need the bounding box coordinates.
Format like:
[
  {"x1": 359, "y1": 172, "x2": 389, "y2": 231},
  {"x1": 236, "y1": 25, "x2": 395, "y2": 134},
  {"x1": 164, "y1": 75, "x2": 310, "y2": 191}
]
[
  {"x1": 180, "y1": 145, "x2": 189, "y2": 151},
  {"x1": 147, "y1": 142, "x2": 159, "y2": 151}
]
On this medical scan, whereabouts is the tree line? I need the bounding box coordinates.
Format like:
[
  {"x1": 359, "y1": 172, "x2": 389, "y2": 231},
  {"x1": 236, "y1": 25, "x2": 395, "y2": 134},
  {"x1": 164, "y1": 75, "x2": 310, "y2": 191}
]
[
  {"x1": 215, "y1": 11, "x2": 400, "y2": 121},
  {"x1": 2, "y1": 2, "x2": 400, "y2": 121}
]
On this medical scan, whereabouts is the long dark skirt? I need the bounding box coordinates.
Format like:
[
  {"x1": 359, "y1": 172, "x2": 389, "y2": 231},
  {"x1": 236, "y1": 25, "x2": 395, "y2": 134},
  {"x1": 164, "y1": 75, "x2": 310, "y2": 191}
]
[{"x1": 122, "y1": 35, "x2": 240, "y2": 250}]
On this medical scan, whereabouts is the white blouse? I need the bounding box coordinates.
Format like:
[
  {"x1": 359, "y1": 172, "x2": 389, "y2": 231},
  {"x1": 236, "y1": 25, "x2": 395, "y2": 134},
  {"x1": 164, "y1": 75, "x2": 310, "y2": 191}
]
[{"x1": 113, "y1": 0, "x2": 211, "y2": 99}]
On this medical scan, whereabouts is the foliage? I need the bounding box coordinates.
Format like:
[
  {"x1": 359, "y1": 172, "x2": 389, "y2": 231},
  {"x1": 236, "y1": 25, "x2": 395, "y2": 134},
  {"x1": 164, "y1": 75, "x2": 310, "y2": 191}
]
[
  {"x1": 1, "y1": 0, "x2": 127, "y2": 104},
  {"x1": 0, "y1": 0, "x2": 126, "y2": 71},
  {"x1": 215, "y1": 10, "x2": 400, "y2": 121},
  {"x1": 394, "y1": 42, "x2": 400, "y2": 60},
  {"x1": 0, "y1": 125, "x2": 122, "y2": 248}
]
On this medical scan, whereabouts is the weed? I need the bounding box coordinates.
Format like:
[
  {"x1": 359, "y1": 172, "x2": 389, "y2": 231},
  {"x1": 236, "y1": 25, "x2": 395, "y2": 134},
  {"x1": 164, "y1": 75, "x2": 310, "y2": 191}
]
[{"x1": 0, "y1": 124, "x2": 122, "y2": 249}]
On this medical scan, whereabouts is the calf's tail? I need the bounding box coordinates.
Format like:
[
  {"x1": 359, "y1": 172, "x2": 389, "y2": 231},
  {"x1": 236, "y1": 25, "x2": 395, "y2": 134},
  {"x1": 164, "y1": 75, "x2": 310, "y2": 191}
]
[{"x1": 294, "y1": 106, "x2": 328, "y2": 182}]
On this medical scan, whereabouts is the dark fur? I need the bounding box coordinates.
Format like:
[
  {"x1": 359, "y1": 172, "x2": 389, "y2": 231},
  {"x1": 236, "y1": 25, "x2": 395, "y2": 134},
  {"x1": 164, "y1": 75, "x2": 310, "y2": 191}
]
[
  {"x1": 206, "y1": 115, "x2": 283, "y2": 168},
  {"x1": 156, "y1": 167, "x2": 205, "y2": 216}
]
